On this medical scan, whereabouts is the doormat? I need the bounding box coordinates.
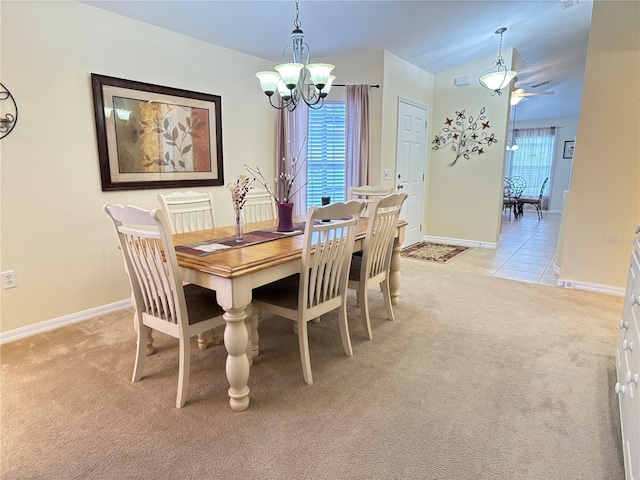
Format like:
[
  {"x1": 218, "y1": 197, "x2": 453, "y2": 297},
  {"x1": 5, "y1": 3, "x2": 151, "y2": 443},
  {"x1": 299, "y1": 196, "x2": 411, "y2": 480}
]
[{"x1": 401, "y1": 242, "x2": 471, "y2": 263}]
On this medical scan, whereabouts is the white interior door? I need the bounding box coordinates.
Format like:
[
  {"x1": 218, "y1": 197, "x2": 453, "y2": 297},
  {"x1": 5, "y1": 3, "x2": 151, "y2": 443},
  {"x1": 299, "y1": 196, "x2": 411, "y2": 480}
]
[{"x1": 396, "y1": 98, "x2": 428, "y2": 247}]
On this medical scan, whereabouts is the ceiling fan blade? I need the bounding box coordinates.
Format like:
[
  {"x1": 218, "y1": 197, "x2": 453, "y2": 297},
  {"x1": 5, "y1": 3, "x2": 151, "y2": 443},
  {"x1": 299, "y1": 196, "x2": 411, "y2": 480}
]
[{"x1": 520, "y1": 91, "x2": 555, "y2": 96}]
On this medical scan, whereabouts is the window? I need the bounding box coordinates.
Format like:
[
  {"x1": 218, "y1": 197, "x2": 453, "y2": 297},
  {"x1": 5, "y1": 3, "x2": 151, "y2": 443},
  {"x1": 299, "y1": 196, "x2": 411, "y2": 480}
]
[
  {"x1": 507, "y1": 127, "x2": 555, "y2": 199},
  {"x1": 306, "y1": 102, "x2": 346, "y2": 206}
]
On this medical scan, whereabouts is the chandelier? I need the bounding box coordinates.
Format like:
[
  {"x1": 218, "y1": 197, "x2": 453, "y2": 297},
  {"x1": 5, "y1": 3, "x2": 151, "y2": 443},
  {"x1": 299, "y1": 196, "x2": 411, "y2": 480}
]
[
  {"x1": 255, "y1": 0, "x2": 335, "y2": 111},
  {"x1": 479, "y1": 27, "x2": 517, "y2": 96}
]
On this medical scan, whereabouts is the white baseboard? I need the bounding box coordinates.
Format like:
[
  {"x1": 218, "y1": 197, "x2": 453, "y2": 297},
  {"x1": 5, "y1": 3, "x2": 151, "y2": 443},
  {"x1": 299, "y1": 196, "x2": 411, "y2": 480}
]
[
  {"x1": 0, "y1": 299, "x2": 132, "y2": 345},
  {"x1": 557, "y1": 278, "x2": 625, "y2": 297},
  {"x1": 422, "y1": 235, "x2": 498, "y2": 250}
]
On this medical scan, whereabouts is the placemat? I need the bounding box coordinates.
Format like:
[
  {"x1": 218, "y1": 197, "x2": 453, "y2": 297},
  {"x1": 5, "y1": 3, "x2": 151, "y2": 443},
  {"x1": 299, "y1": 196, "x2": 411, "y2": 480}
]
[{"x1": 175, "y1": 223, "x2": 305, "y2": 257}]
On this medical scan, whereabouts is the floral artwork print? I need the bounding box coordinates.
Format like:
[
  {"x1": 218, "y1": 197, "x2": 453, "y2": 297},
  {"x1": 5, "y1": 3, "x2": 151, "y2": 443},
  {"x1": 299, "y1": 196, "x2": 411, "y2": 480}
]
[
  {"x1": 431, "y1": 107, "x2": 498, "y2": 166},
  {"x1": 112, "y1": 97, "x2": 211, "y2": 174}
]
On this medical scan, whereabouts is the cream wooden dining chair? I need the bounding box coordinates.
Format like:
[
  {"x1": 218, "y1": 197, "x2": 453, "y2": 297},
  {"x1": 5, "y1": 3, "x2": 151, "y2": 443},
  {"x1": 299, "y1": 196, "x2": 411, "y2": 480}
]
[
  {"x1": 251, "y1": 200, "x2": 365, "y2": 385},
  {"x1": 348, "y1": 193, "x2": 407, "y2": 340},
  {"x1": 242, "y1": 187, "x2": 277, "y2": 223},
  {"x1": 104, "y1": 204, "x2": 226, "y2": 408},
  {"x1": 158, "y1": 190, "x2": 222, "y2": 348},
  {"x1": 349, "y1": 185, "x2": 393, "y2": 216},
  {"x1": 157, "y1": 191, "x2": 216, "y2": 234}
]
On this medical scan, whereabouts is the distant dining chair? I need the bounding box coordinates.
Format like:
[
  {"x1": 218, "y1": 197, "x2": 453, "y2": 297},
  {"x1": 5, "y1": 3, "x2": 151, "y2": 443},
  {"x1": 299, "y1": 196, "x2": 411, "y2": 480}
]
[
  {"x1": 157, "y1": 191, "x2": 216, "y2": 234},
  {"x1": 348, "y1": 193, "x2": 407, "y2": 340},
  {"x1": 350, "y1": 186, "x2": 393, "y2": 216},
  {"x1": 503, "y1": 178, "x2": 517, "y2": 220},
  {"x1": 104, "y1": 204, "x2": 226, "y2": 408},
  {"x1": 251, "y1": 201, "x2": 365, "y2": 385},
  {"x1": 503, "y1": 176, "x2": 526, "y2": 220},
  {"x1": 242, "y1": 187, "x2": 277, "y2": 223},
  {"x1": 518, "y1": 177, "x2": 549, "y2": 220},
  {"x1": 158, "y1": 190, "x2": 221, "y2": 347}
]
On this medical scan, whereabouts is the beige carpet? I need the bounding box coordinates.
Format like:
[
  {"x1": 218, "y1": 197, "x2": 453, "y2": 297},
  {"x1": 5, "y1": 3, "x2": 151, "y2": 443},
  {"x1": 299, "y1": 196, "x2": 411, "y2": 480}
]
[
  {"x1": 1, "y1": 260, "x2": 625, "y2": 479},
  {"x1": 402, "y1": 242, "x2": 471, "y2": 263}
]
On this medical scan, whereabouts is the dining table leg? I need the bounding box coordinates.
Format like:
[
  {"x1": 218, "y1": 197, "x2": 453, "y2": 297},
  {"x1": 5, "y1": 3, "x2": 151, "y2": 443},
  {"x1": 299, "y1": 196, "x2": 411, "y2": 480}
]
[
  {"x1": 218, "y1": 278, "x2": 252, "y2": 412},
  {"x1": 222, "y1": 306, "x2": 251, "y2": 411}
]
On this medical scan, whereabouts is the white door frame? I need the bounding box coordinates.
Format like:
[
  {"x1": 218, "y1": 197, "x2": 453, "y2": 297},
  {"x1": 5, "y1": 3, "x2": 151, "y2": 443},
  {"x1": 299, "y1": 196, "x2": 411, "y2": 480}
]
[{"x1": 395, "y1": 97, "x2": 428, "y2": 247}]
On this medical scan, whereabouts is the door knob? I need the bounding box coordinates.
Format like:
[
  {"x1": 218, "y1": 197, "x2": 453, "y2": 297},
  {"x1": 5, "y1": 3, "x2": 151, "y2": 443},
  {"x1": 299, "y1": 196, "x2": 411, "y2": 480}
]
[{"x1": 397, "y1": 185, "x2": 404, "y2": 189}]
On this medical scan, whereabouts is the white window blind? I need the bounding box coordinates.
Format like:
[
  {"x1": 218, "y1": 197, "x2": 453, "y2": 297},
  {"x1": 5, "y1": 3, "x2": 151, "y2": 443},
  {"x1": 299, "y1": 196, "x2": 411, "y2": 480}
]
[{"x1": 307, "y1": 102, "x2": 346, "y2": 206}]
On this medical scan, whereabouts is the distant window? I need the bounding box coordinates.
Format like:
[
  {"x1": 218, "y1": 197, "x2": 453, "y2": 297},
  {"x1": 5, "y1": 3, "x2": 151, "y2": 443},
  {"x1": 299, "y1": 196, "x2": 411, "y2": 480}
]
[
  {"x1": 307, "y1": 102, "x2": 346, "y2": 206},
  {"x1": 507, "y1": 127, "x2": 555, "y2": 199}
]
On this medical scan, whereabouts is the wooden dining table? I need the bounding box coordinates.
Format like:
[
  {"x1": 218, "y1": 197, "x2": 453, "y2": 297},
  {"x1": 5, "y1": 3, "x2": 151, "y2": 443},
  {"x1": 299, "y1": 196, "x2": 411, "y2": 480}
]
[{"x1": 174, "y1": 216, "x2": 407, "y2": 411}]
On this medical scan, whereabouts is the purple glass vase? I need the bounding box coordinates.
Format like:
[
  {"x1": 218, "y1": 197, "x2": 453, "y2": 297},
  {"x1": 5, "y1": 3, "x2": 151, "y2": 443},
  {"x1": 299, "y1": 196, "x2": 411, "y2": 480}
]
[{"x1": 277, "y1": 202, "x2": 294, "y2": 232}]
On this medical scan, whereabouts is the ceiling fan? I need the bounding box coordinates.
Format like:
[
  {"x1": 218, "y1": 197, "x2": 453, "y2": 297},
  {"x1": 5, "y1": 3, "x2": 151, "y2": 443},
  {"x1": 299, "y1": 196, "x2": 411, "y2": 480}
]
[{"x1": 511, "y1": 82, "x2": 555, "y2": 105}]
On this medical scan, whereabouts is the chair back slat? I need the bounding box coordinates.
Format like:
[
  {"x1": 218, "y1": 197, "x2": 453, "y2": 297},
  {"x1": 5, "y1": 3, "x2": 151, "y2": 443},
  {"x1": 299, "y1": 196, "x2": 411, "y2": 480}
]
[
  {"x1": 243, "y1": 187, "x2": 277, "y2": 223},
  {"x1": 105, "y1": 204, "x2": 186, "y2": 327},
  {"x1": 362, "y1": 194, "x2": 408, "y2": 280},
  {"x1": 349, "y1": 186, "x2": 393, "y2": 217},
  {"x1": 301, "y1": 201, "x2": 364, "y2": 309},
  {"x1": 158, "y1": 191, "x2": 216, "y2": 234}
]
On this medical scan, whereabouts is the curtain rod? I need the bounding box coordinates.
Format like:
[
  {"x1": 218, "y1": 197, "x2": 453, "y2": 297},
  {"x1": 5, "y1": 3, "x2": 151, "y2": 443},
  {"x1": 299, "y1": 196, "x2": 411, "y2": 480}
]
[{"x1": 332, "y1": 84, "x2": 380, "y2": 88}]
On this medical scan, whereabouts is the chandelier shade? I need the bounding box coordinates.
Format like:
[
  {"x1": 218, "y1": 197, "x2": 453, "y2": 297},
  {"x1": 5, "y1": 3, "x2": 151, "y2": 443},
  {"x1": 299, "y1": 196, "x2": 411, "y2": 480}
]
[
  {"x1": 479, "y1": 27, "x2": 517, "y2": 96},
  {"x1": 255, "y1": 71, "x2": 281, "y2": 95},
  {"x1": 255, "y1": 0, "x2": 335, "y2": 111}
]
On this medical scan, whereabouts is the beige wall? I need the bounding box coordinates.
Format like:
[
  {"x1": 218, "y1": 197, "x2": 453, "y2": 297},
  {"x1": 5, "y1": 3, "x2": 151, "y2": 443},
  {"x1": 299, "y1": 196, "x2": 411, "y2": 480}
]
[
  {"x1": 560, "y1": 0, "x2": 640, "y2": 289},
  {"x1": 427, "y1": 49, "x2": 513, "y2": 245},
  {"x1": 0, "y1": 1, "x2": 276, "y2": 332}
]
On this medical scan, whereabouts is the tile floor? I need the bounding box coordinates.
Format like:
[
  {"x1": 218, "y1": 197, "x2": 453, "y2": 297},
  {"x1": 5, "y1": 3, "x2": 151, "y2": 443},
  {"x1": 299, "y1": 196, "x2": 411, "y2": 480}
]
[{"x1": 416, "y1": 208, "x2": 561, "y2": 286}]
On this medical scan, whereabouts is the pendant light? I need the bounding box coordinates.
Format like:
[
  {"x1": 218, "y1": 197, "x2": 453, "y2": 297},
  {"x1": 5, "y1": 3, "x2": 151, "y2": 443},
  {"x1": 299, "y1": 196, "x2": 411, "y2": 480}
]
[
  {"x1": 479, "y1": 27, "x2": 517, "y2": 96},
  {"x1": 506, "y1": 104, "x2": 519, "y2": 151}
]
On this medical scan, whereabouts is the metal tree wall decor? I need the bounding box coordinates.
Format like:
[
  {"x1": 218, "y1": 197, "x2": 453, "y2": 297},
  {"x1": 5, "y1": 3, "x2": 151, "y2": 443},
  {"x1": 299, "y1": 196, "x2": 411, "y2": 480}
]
[
  {"x1": 431, "y1": 107, "x2": 497, "y2": 166},
  {"x1": 0, "y1": 83, "x2": 18, "y2": 139}
]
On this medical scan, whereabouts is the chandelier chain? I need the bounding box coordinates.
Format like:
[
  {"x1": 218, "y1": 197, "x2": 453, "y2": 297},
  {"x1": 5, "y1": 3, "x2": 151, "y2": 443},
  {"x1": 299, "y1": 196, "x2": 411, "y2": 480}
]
[
  {"x1": 497, "y1": 31, "x2": 504, "y2": 64},
  {"x1": 294, "y1": 0, "x2": 301, "y2": 29}
]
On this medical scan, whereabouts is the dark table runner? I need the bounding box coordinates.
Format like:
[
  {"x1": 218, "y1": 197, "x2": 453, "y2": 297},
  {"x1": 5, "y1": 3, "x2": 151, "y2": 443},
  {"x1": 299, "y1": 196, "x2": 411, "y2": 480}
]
[{"x1": 175, "y1": 223, "x2": 305, "y2": 257}]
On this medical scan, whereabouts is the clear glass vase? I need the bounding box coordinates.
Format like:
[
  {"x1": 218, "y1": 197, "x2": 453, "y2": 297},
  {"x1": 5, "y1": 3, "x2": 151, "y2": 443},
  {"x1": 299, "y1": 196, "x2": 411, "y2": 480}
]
[{"x1": 235, "y1": 214, "x2": 243, "y2": 243}]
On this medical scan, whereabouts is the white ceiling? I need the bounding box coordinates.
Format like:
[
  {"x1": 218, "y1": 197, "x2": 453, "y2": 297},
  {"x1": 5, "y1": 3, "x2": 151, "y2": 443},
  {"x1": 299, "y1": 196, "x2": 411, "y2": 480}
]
[{"x1": 83, "y1": 0, "x2": 594, "y2": 122}]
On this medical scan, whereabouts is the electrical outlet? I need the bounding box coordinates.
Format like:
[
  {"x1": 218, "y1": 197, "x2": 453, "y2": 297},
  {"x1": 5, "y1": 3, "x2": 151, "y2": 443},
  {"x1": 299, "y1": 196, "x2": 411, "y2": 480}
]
[{"x1": 2, "y1": 270, "x2": 18, "y2": 289}]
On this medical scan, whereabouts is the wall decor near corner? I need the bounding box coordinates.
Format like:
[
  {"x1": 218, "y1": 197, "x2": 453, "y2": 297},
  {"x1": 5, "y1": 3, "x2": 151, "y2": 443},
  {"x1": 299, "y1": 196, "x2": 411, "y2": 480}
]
[
  {"x1": 431, "y1": 107, "x2": 497, "y2": 166},
  {"x1": 0, "y1": 83, "x2": 18, "y2": 140}
]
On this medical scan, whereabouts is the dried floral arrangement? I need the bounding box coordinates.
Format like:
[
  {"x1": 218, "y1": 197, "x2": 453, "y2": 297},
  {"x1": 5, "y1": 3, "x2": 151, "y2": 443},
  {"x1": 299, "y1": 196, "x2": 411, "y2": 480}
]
[
  {"x1": 227, "y1": 174, "x2": 251, "y2": 224},
  {"x1": 244, "y1": 139, "x2": 323, "y2": 204}
]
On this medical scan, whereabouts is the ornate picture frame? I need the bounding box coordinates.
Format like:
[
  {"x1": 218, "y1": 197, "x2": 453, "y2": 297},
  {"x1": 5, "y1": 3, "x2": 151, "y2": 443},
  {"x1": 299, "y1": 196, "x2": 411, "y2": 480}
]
[{"x1": 91, "y1": 74, "x2": 224, "y2": 191}]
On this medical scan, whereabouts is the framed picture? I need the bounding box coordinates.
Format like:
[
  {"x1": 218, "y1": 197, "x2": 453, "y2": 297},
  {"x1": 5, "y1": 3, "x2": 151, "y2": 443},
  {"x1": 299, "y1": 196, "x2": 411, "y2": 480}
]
[
  {"x1": 563, "y1": 140, "x2": 575, "y2": 159},
  {"x1": 91, "y1": 74, "x2": 224, "y2": 191}
]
